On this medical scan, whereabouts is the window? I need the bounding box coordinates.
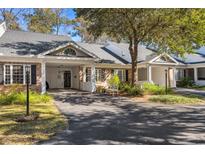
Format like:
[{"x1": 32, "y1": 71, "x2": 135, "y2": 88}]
[
  {"x1": 64, "y1": 48, "x2": 76, "y2": 56},
  {"x1": 95, "y1": 69, "x2": 105, "y2": 82},
  {"x1": 13, "y1": 65, "x2": 24, "y2": 84},
  {"x1": 85, "y1": 67, "x2": 91, "y2": 82},
  {"x1": 176, "y1": 68, "x2": 185, "y2": 81},
  {"x1": 114, "y1": 69, "x2": 126, "y2": 82},
  {"x1": 4, "y1": 64, "x2": 31, "y2": 85},
  {"x1": 197, "y1": 68, "x2": 205, "y2": 80},
  {"x1": 4, "y1": 65, "x2": 11, "y2": 84},
  {"x1": 0, "y1": 65, "x2": 3, "y2": 84},
  {"x1": 138, "y1": 68, "x2": 147, "y2": 81}
]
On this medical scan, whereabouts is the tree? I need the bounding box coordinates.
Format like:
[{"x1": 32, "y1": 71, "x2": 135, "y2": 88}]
[
  {"x1": 73, "y1": 16, "x2": 115, "y2": 43},
  {"x1": 76, "y1": 9, "x2": 205, "y2": 85},
  {"x1": 26, "y1": 8, "x2": 72, "y2": 34},
  {"x1": 25, "y1": 8, "x2": 55, "y2": 33},
  {"x1": 0, "y1": 8, "x2": 26, "y2": 30}
]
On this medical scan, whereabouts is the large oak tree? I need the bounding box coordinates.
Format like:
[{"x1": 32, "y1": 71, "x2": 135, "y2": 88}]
[{"x1": 76, "y1": 9, "x2": 205, "y2": 85}]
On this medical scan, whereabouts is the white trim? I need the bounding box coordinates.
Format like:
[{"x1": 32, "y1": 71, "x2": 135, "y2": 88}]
[
  {"x1": 149, "y1": 53, "x2": 179, "y2": 65},
  {"x1": 41, "y1": 62, "x2": 46, "y2": 94},
  {"x1": 40, "y1": 42, "x2": 97, "y2": 58},
  {"x1": 3, "y1": 64, "x2": 31, "y2": 85}
]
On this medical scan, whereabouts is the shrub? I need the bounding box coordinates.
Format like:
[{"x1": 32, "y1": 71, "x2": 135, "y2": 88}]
[
  {"x1": 127, "y1": 86, "x2": 144, "y2": 96},
  {"x1": 0, "y1": 91, "x2": 52, "y2": 105},
  {"x1": 120, "y1": 83, "x2": 144, "y2": 96},
  {"x1": 108, "y1": 74, "x2": 121, "y2": 89},
  {"x1": 142, "y1": 82, "x2": 172, "y2": 95},
  {"x1": 177, "y1": 77, "x2": 195, "y2": 88}
]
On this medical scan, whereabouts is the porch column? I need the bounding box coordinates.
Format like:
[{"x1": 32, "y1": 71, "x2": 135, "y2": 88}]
[
  {"x1": 173, "y1": 67, "x2": 176, "y2": 87},
  {"x1": 147, "y1": 64, "x2": 153, "y2": 83},
  {"x1": 194, "y1": 67, "x2": 198, "y2": 83},
  {"x1": 41, "y1": 62, "x2": 46, "y2": 94},
  {"x1": 91, "y1": 65, "x2": 96, "y2": 92}
]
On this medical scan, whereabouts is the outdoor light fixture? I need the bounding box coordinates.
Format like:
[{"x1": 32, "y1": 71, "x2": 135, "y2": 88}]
[{"x1": 25, "y1": 65, "x2": 30, "y2": 116}]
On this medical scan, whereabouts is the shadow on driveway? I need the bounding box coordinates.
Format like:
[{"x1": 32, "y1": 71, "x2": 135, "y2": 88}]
[{"x1": 39, "y1": 93, "x2": 205, "y2": 145}]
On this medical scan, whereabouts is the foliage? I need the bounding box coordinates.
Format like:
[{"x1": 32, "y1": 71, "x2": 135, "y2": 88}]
[
  {"x1": 149, "y1": 94, "x2": 205, "y2": 104},
  {"x1": 177, "y1": 77, "x2": 195, "y2": 88},
  {"x1": 0, "y1": 91, "x2": 52, "y2": 105},
  {"x1": 0, "y1": 100, "x2": 67, "y2": 144},
  {"x1": 108, "y1": 74, "x2": 121, "y2": 89},
  {"x1": 76, "y1": 8, "x2": 205, "y2": 85},
  {"x1": 120, "y1": 83, "x2": 144, "y2": 96},
  {"x1": 0, "y1": 9, "x2": 26, "y2": 30},
  {"x1": 142, "y1": 82, "x2": 172, "y2": 95},
  {"x1": 25, "y1": 8, "x2": 72, "y2": 34}
]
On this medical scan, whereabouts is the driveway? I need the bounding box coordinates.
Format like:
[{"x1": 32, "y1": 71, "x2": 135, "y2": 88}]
[{"x1": 40, "y1": 91, "x2": 205, "y2": 145}]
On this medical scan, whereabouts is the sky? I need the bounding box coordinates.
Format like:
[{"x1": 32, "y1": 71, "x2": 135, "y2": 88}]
[{"x1": 0, "y1": 8, "x2": 81, "y2": 42}]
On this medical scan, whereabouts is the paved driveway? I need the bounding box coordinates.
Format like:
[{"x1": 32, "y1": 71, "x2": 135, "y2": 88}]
[{"x1": 40, "y1": 92, "x2": 205, "y2": 145}]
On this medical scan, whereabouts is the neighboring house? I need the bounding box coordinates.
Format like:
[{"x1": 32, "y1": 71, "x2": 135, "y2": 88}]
[{"x1": 0, "y1": 22, "x2": 205, "y2": 94}]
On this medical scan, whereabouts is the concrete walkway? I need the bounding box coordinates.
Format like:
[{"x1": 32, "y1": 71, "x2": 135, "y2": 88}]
[{"x1": 40, "y1": 92, "x2": 205, "y2": 145}]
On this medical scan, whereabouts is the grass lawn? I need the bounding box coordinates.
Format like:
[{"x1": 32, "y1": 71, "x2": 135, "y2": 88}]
[
  {"x1": 0, "y1": 100, "x2": 67, "y2": 145},
  {"x1": 148, "y1": 94, "x2": 205, "y2": 105}
]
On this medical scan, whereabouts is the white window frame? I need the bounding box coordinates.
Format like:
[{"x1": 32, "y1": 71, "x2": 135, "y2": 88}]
[{"x1": 3, "y1": 64, "x2": 31, "y2": 85}]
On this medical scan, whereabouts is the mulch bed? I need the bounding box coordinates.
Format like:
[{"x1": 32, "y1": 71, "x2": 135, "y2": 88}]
[{"x1": 15, "y1": 113, "x2": 40, "y2": 122}]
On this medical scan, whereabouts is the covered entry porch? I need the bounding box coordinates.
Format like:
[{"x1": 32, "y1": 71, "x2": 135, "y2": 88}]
[{"x1": 137, "y1": 53, "x2": 179, "y2": 87}]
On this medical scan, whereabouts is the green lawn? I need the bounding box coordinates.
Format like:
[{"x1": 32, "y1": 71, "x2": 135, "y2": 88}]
[
  {"x1": 0, "y1": 100, "x2": 67, "y2": 145},
  {"x1": 149, "y1": 94, "x2": 205, "y2": 105}
]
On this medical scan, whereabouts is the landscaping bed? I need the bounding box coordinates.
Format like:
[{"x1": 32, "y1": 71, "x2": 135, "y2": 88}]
[{"x1": 0, "y1": 91, "x2": 67, "y2": 145}]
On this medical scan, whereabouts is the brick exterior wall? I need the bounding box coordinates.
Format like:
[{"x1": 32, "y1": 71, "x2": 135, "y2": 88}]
[{"x1": 0, "y1": 62, "x2": 42, "y2": 93}]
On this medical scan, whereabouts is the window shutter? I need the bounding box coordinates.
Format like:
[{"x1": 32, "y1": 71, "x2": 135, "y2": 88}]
[
  {"x1": 125, "y1": 70, "x2": 129, "y2": 82},
  {"x1": 31, "y1": 65, "x2": 36, "y2": 84}
]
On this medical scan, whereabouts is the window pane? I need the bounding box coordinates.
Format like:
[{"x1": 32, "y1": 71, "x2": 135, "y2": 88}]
[
  {"x1": 13, "y1": 65, "x2": 24, "y2": 84},
  {"x1": 86, "y1": 67, "x2": 91, "y2": 82},
  {"x1": 5, "y1": 65, "x2": 11, "y2": 84},
  {"x1": 197, "y1": 68, "x2": 205, "y2": 80},
  {"x1": 25, "y1": 65, "x2": 31, "y2": 84},
  {"x1": 138, "y1": 68, "x2": 147, "y2": 81},
  {"x1": 0, "y1": 65, "x2": 3, "y2": 84}
]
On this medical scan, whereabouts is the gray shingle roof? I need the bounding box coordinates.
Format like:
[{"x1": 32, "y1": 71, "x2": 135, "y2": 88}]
[
  {"x1": 103, "y1": 42, "x2": 157, "y2": 63},
  {"x1": 77, "y1": 42, "x2": 125, "y2": 64},
  {"x1": 0, "y1": 30, "x2": 71, "y2": 56},
  {"x1": 173, "y1": 53, "x2": 205, "y2": 64}
]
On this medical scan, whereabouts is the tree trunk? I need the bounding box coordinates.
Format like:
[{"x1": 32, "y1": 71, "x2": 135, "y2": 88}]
[{"x1": 129, "y1": 36, "x2": 139, "y2": 86}]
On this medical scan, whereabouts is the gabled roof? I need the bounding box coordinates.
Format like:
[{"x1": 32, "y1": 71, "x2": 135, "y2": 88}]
[
  {"x1": 173, "y1": 52, "x2": 205, "y2": 64},
  {"x1": 104, "y1": 42, "x2": 156, "y2": 63},
  {"x1": 77, "y1": 42, "x2": 125, "y2": 64},
  {"x1": 0, "y1": 30, "x2": 71, "y2": 56}
]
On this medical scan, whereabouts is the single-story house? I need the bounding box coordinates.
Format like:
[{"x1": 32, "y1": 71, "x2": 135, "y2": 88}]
[{"x1": 0, "y1": 22, "x2": 205, "y2": 94}]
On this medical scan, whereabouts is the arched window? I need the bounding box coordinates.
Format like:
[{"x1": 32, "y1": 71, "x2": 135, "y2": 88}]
[{"x1": 63, "y1": 48, "x2": 76, "y2": 56}]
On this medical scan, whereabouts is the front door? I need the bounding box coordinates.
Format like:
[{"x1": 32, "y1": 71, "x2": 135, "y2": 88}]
[{"x1": 64, "y1": 71, "x2": 71, "y2": 88}]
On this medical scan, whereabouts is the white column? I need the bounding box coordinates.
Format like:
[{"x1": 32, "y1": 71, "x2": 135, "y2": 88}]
[
  {"x1": 41, "y1": 62, "x2": 46, "y2": 94},
  {"x1": 173, "y1": 67, "x2": 176, "y2": 87},
  {"x1": 194, "y1": 67, "x2": 197, "y2": 83},
  {"x1": 83, "y1": 66, "x2": 86, "y2": 83},
  {"x1": 147, "y1": 64, "x2": 153, "y2": 83},
  {"x1": 91, "y1": 65, "x2": 96, "y2": 92}
]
